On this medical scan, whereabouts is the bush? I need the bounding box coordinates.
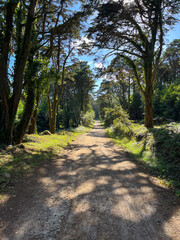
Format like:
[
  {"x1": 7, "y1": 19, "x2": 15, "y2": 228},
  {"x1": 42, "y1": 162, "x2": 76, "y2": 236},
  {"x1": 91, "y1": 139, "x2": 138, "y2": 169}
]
[
  {"x1": 103, "y1": 106, "x2": 133, "y2": 137},
  {"x1": 112, "y1": 119, "x2": 133, "y2": 137},
  {"x1": 82, "y1": 111, "x2": 95, "y2": 127},
  {"x1": 103, "y1": 106, "x2": 130, "y2": 127}
]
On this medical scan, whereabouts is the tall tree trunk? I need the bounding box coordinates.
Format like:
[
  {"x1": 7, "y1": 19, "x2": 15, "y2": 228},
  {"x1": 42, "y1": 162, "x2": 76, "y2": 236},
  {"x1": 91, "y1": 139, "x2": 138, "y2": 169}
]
[
  {"x1": 47, "y1": 88, "x2": 58, "y2": 134},
  {"x1": 144, "y1": 94, "x2": 153, "y2": 128},
  {"x1": 144, "y1": 68, "x2": 154, "y2": 128},
  {"x1": 28, "y1": 92, "x2": 40, "y2": 134},
  {"x1": 47, "y1": 94, "x2": 53, "y2": 133},
  {"x1": 51, "y1": 101, "x2": 58, "y2": 134},
  {"x1": 47, "y1": 95, "x2": 58, "y2": 133},
  {"x1": 13, "y1": 79, "x2": 36, "y2": 144},
  {"x1": 128, "y1": 77, "x2": 130, "y2": 114},
  {"x1": 0, "y1": 2, "x2": 19, "y2": 144},
  {"x1": 144, "y1": 51, "x2": 154, "y2": 128},
  {"x1": 47, "y1": 81, "x2": 64, "y2": 134},
  {"x1": 12, "y1": 0, "x2": 38, "y2": 119},
  {"x1": 122, "y1": 82, "x2": 126, "y2": 109}
]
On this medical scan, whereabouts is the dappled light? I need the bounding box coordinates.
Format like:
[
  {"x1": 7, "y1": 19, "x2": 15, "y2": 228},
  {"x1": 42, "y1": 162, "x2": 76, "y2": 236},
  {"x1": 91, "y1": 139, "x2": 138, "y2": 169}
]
[{"x1": 0, "y1": 121, "x2": 179, "y2": 240}]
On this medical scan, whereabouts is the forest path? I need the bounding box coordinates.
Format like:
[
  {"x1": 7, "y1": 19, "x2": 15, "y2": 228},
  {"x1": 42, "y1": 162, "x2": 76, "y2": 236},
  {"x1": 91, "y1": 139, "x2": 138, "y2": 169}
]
[{"x1": 0, "y1": 121, "x2": 180, "y2": 240}]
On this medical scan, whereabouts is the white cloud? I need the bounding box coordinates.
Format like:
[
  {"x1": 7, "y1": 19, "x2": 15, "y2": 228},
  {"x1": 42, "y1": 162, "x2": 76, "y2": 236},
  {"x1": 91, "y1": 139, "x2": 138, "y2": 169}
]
[
  {"x1": 88, "y1": 61, "x2": 94, "y2": 66},
  {"x1": 95, "y1": 62, "x2": 104, "y2": 68},
  {"x1": 72, "y1": 36, "x2": 94, "y2": 49}
]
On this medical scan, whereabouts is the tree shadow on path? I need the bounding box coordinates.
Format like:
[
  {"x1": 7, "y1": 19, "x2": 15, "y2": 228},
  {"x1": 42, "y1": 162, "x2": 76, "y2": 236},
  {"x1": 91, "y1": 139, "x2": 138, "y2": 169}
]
[{"x1": 0, "y1": 121, "x2": 179, "y2": 240}]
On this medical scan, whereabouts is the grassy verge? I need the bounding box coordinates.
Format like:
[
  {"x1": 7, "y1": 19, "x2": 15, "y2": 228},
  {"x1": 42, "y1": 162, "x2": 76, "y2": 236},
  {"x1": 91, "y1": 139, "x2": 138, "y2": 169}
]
[
  {"x1": 0, "y1": 126, "x2": 91, "y2": 194},
  {"x1": 105, "y1": 123, "x2": 180, "y2": 196}
]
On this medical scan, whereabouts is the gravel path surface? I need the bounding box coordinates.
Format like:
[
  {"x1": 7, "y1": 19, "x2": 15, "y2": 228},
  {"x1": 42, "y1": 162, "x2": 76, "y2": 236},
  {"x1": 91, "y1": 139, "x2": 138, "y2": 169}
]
[{"x1": 0, "y1": 121, "x2": 180, "y2": 240}]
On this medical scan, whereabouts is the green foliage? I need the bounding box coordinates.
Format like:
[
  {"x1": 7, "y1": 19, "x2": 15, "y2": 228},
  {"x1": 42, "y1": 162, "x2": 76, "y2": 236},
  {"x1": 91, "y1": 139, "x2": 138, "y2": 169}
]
[
  {"x1": 153, "y1": 39, "x2": 180, "y2": 121},
  {"x1": 0, "y1": 0, "x2": 92, "y2": 144},
  {"x1": 158, "y1": 39, "x2": 180, "y2": 84},
  {"x1": 97, "y1": 79, "x2": 120, "y2": 121},
  {"x1": 58, "y1": 61, "x2": 95, "y2": 129},
  {"x1": 106, "y1": 122, "x2": 180, "y2": 191},
  {"x1": 15, "y1": 100, "x2": 24, "y2": 123},
  {"x1": 112, "y1": 118, "x2": 133, "y2": 138},
  {"x1": 103, "y1": 105, "x2": 130, "y2": 127},
  {"x1": 154, "y1": 81, "x2": 180, "y2": 121},
  {"x1": 82, "y1": 110, "x2": 95, "y2": 127},
  {"x1": 161, "y1": 82, "x2": 180, "y2": 120},
  {"x1": 130, "y1": 92, "x2": 143, "y2": 120},
  {"x1": 37, "y1": 97, "x2": 49, "y2": 132},
  {"x1": 90, "y1": 97, "x2": 99, "y2": 119}
]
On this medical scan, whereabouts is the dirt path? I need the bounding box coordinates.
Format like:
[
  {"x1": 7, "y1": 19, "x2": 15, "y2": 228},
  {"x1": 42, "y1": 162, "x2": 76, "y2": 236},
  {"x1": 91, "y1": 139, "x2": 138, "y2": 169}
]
[{"x1": 0, "y1": 121, "x2": 180, "y2": 240}]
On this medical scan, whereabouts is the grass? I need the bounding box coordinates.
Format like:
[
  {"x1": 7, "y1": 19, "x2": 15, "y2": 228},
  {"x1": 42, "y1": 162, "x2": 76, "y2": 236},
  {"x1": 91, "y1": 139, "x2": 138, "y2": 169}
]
[
  {"x1": 0, "y1": 126, "x2": 91, "y2": 193},
  {"x1": 105, "y1": 122, "x2": 180, "y2": 195}
]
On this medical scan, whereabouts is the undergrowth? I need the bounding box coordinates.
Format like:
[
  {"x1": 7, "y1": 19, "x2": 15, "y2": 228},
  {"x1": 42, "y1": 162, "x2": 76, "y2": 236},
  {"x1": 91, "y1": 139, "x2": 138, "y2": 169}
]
[{"x1": 106, "y1": 122, "x2": 180, "y2": 195}]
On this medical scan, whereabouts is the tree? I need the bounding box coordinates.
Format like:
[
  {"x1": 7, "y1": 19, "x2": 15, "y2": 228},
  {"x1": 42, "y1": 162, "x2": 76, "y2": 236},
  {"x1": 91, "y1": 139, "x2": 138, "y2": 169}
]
[
  {"x1": 97, "y1": 79, "x2": 120, "y2": 120},
  {"x1": 28, "y1": 58, "x2": 50, "y2": 134},
  {"x1": 47, "y1": 38, "x2": 77, "y2": 133},
  {"x1": 157, "y1": 39, "x2": 180, "y2": 85},
  {"x1": 153, "y1": 39, "x2": 180, "y2": 120},
  {"x1": 87, "y1": 0, "x2": 179, "y2": 128},
  {"x1": 0, "y1": 0, "x2": 38, "y2": 144},
  {"x1": 103, "y1": 57, "x2": 133, "y2": 111},
  {"x1": 60, "y1": 61, "x2": 95, "y2": 128},
  {"x1": 73, "y1": 62, "x2": 95, "y2": 113}
]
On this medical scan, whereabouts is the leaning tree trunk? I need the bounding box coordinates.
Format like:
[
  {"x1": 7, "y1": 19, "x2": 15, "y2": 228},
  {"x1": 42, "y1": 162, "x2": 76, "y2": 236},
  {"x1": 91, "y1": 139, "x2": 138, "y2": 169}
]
[
  {"x1": 0, "y1": 0, "x2": 38, "y2": 145},
  {"x1": 0, "y1": 2, "x2": 19, "y2": 144},
  {"x1": 28, "y1": 92, "x2": 40, "y2": 134},
  {"x1": 13, "y1": 79, "x2": 35, "y2": 144}
]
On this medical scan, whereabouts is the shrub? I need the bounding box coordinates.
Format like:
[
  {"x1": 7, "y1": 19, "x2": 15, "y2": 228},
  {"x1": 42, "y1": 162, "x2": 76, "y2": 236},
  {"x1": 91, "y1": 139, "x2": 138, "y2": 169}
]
[
  {"x1": 104, "y1": 106, "x2": 133, "y2": 137},
  {"x1": 82, "y1": 111, "x2": 95, "y2": 127},
  {"x1": 112, "y1": 119, "x2": 133, "y2": 137},
  {"x1": 103, "y1": 106, "x2": 130, "y2": 127}
]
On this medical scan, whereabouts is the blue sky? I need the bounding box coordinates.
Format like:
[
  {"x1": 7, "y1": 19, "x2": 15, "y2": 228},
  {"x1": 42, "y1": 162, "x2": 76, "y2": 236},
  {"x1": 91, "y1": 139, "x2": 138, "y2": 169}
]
[{"x1": 166, "y1": 24, "x2": 180, "y2": 42}]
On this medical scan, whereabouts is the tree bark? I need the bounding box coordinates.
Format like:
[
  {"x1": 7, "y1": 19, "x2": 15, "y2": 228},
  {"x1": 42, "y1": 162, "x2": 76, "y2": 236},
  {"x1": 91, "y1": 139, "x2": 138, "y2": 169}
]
[
  {"x1": 0, "y1": 2, "x2": 19, "y2": 144},
  {"x1": 47, "y1": 94, "x2": 53, "y2": 133},
  {"x1": 144, "y1": 94, "x2": 153, "y2": 128},
  {"x1": 51, "y1": 101, "x2": 58, "y2": 134},
  {"x1": 28, "y1": 92, "x2": 40, "y2": 134},
  {"x1": 47, "y1": 87, "x2": 58, "y2": 134},
  {"x1": 128, "y1": 77, "x2": 130, "y2": 114},
  {"x1": 144, "y1": 50, "x2": 154, "y2": 128},
  {"x1": 13, "y1": 79, "x2": 36, "y2": 144},
  {"x1": 0, "y1": 0, "x2": 38, "y2": 144},
  {"x1": 12, "y1": 0, "x2": 38, "y2": 119}
]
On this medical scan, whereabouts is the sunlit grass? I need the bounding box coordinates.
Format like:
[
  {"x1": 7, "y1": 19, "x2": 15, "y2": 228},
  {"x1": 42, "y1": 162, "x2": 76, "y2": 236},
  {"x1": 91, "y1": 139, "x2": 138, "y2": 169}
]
[
  {"x1": 0, "y1": 126, "x2": 91, "y2": 193},
  {"x1": 106, "y1": 123, "x2": 180, "y2": 194}
]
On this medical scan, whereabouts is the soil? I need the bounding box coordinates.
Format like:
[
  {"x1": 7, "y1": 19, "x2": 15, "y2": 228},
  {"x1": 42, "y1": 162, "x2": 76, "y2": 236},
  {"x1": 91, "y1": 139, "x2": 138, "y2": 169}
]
[{"x1": 0, "y1": 121, "x2": 180, "y2": 240}]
